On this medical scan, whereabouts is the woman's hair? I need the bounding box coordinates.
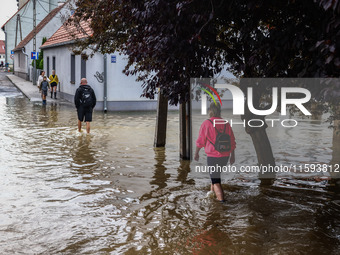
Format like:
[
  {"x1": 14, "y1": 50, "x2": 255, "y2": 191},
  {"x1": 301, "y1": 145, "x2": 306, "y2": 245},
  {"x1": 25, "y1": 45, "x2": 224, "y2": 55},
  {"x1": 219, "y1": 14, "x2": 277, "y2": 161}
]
[
  {"x1": 209, "y1": 102, "x2": 221, "y2": 117},
  {"x1": 40, "y1": 71, "x2": 44, "y2": 75}
]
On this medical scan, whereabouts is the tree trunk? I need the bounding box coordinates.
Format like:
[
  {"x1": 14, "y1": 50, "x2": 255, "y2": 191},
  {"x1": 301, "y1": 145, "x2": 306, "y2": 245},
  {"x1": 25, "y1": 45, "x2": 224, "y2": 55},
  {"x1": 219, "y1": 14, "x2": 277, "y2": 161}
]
[
  {"x1": 330, "y1": 119, "x2": 340, "y2": 187},
  {"x1": 248, "y1": 127, "x2": 276, "y2": 184},
  {"x1": 179, "y1": 100, "x2": 191, "y2": 160},
  {"x1": 311, "y1": 101, "x2": 323, "y2": 121},
  {"x1": 154, "y1": 90, "x2": 168, "y2": 147},
  {"x1": 241, "y1": 81, "x2": 276, "y2": 185},
  {"x1": 240, "y1": 61, "x2": 277, "y2": 185}
]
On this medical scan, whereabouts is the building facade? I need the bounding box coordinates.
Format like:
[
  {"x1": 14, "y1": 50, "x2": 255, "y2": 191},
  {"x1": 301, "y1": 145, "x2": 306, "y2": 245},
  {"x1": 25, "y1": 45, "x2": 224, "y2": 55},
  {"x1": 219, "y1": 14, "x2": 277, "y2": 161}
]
[
  {"x1": 13, "y1": 3, "x2": 71, "y2": 80},
  {"x1": 41, "y1": 46, "x2": 160, "y2": 111},
  {"x1": 1, "y1": 0, "x2": 67, "y2": 67},
  {"x1": 0, "y1": 40, "x2": 5, "y2": 66}
]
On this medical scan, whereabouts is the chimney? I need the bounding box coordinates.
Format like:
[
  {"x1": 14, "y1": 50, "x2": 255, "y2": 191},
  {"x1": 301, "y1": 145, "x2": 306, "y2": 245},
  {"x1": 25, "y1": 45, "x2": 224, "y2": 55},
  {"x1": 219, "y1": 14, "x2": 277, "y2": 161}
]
[
  {"x1": 18, "y1": 0, "x2": 30, "y2": 9},
  {"x1": 58, "y1": 1, "x2": 65, "y2": 7}
]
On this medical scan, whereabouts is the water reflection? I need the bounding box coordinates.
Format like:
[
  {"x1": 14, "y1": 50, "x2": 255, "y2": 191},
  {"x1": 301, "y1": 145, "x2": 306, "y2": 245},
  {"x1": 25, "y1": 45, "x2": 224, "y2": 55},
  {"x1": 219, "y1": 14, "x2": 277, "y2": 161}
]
[
  {"x1": 150, "y1": 148, "x2": 170, "y2": 189},
  {"x1": 72, "y1": 135, "x2": 97, "y2": 172},
  {"x1": 176, "y1": 159, "x2": 194, "y2": 185}
]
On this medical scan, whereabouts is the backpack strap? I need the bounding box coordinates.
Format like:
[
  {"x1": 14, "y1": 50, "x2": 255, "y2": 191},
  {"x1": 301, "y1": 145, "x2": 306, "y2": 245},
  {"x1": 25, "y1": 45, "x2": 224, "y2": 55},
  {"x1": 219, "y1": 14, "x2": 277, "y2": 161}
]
[
  {"x1": 207, "y1": 119, "x2": 226, "y2": 146},
  {"x1": 208, "y1": 119, "x2": 226, "y2": 134},
  {"x1": 206, "y1": 119, "x2": 215, "y2": 146},
  {"x1": 207, "y1": 119, "x2": 220, "y2": 134}
]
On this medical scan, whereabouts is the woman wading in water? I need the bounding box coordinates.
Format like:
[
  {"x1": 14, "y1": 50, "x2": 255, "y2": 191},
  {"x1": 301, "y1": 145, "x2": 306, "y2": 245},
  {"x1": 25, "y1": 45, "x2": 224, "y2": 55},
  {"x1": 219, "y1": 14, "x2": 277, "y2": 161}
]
[{"x1": 194, "y1": 102, "x2": 236, "y2": 202}]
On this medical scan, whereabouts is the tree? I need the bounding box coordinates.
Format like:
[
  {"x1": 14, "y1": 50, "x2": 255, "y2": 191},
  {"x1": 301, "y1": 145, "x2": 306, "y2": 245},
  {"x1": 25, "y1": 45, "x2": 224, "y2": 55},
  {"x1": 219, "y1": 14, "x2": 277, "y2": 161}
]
[
  {"x1": 68, "y1": 0, "x2": 340, "y2": 173},
  {"x1": 32, "y1": 37, "x2": 47, "y2": 70}
]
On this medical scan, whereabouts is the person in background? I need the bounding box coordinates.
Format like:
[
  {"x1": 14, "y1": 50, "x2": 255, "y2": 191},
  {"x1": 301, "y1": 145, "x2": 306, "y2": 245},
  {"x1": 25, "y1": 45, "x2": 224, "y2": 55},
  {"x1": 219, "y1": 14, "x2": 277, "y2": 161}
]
[
  {"x1": 74, "y1": 78, "x2": 96, "y2": 134},
  {"x1": 39, "y1": 76, "x2": 50, "y2": 105},
  {"x1": 194, "y1": 102, "x2": 236, "y2": 202},
  {"x1": 49, "y1": 70, "x2": 59, "y2": 99},
  {"x1": 37, "y1": 71, "x2": 50, "y2": 90}
]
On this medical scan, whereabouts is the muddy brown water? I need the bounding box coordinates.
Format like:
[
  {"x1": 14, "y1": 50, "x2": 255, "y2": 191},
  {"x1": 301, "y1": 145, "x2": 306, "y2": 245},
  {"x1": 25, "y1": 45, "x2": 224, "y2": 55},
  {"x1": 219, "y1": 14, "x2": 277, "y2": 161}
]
[{"x1": 0, "y1": 75, "x2": 339, "y2": 254}]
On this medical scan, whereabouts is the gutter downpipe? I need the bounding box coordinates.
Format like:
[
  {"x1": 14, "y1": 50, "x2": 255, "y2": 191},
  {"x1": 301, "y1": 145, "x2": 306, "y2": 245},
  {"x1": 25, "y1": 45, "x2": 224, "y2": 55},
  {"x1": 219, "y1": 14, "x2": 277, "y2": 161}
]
[
  {"x1": 4, "y1": 30, "x2": 8, "y2": 69},
  {"x1": 21, "y1": 47, "x2": 29, "y2": 81},
  {"x1": 103, "y1": 54, "x2": 108, "y2": 113}
]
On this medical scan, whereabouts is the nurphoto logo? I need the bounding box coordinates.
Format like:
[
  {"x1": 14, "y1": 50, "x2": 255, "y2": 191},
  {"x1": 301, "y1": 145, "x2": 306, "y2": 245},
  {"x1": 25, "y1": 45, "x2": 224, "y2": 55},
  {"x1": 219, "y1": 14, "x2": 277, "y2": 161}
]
[{"x1": 192, "y1": 78, "x2": 313, "y2": 128}]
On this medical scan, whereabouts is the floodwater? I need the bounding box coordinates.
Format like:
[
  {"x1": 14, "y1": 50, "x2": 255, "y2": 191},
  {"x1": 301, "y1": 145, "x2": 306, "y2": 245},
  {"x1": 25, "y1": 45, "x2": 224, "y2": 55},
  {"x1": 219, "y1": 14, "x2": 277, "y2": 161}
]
[{"x1": 0, "y1": 74, "x2": 340, "y2": 254}]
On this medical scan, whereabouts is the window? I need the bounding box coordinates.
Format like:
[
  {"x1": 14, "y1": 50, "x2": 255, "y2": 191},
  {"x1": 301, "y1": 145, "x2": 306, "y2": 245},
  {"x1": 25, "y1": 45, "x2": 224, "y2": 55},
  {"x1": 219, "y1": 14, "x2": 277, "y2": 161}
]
[
  {"x1": 81, "y1": 55, "x2": 86, "y2": 79},
  {"x1": 46, "y1": 57, "x2": 50, "y2": 77},
  {"x1": 70, "y1": 54, "x2": 75, "y2": 84},
  {"x1": 52, "y1": 56, "x2": 56, "y2": 71}
]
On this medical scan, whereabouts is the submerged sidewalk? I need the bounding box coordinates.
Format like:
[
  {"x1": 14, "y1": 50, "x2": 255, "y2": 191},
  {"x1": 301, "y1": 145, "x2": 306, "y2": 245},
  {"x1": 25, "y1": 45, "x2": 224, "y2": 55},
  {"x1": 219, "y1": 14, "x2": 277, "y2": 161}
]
[{"x1": 6, "y1": 74, "x2": 71, "y2": 105}]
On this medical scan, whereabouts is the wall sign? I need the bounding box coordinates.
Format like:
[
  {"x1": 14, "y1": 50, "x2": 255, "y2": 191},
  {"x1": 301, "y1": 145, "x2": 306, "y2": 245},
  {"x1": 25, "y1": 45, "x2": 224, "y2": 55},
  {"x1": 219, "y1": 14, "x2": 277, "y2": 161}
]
[
  {"x1": 31, "y1": 52, "x2": 39, "y2": 60},
  {"x1": 111, "y1": 55, "x2": 116, "y2": 63}
]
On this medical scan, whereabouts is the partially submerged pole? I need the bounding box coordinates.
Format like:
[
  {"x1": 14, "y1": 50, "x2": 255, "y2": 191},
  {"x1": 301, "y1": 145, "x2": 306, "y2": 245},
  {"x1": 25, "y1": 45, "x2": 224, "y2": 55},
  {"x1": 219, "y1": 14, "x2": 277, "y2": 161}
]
[
  {"x1": 154, "y1": 89, "x2": 168, "y2": 147},
  {"x1": 103, "y1": 54, "x2": 107, "y2": 113},
  {"x1": 179, "y1": 99, "x2": 191, "y2": 160},
  {"x1": 330, "y1": 111, "x2": 340, "y2": 187}
]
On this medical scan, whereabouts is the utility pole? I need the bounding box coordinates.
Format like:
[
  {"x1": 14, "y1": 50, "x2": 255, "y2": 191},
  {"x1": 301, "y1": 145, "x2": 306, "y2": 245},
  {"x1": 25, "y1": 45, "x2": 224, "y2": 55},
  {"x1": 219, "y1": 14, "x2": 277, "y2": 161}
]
[
  {"x1": 15, "y1": 14, "x2": 23, "y2": 47},
  {"x1": 33, "y1": 0, "x2": 37, "y2": 85},
  {"x1": 15, "y1": 15, "x2": 18, "y2": 47},
  {"x1": 19, "y1": 15, "x2": 22, "y2": 42},
  {"x1": 103, "y1": 54, "x2": 107, "y2": 112}
]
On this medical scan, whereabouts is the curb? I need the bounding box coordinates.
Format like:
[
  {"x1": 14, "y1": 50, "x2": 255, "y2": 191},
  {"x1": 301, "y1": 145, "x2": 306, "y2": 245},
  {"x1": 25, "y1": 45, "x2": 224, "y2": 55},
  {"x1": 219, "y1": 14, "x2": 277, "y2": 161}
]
[
  {"x1": 6, "y1": 75, "x2": 32, "y2": 100},
  {"x1": 6, "y1": 74, "x2": 73, "y2": 106}
]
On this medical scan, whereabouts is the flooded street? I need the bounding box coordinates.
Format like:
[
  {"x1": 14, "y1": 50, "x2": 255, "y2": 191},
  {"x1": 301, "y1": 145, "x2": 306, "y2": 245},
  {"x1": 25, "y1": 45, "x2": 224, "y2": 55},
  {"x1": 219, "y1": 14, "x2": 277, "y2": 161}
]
[{"x1": 1, "y1": 72, "x2": 340, "y2": 254}]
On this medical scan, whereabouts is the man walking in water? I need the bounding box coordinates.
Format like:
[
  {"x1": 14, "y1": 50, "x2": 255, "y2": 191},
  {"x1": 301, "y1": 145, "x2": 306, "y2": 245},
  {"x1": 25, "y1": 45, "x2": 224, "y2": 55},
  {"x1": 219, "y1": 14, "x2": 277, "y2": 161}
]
[{"x1": 74, "y1": 78, "x2": 96, "y2": 133}]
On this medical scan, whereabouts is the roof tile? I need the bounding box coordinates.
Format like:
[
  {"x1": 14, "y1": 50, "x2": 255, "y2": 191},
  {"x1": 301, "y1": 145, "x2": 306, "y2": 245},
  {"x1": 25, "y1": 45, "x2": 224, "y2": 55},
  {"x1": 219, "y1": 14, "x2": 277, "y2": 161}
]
[{"x1": 40, "y1": 19, "x2": 92, "y2": 49}]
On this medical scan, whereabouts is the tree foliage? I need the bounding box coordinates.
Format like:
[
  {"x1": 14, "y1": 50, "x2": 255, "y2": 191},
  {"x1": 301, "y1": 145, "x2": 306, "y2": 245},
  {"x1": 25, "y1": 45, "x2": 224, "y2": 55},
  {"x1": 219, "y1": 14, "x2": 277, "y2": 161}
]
[
  {"x1": 32, "y1": 37, "x2": 47, "y2": 70},
  {"x1": 68, "y1": 0, "x2": 340, "y2": 105}
]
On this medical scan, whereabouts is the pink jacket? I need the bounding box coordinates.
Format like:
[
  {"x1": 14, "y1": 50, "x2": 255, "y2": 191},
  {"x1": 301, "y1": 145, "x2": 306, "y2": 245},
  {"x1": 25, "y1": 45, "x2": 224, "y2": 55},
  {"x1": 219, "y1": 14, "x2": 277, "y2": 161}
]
[{"x1": 196, "y1": 117, "x2": 236, "y2": 157}]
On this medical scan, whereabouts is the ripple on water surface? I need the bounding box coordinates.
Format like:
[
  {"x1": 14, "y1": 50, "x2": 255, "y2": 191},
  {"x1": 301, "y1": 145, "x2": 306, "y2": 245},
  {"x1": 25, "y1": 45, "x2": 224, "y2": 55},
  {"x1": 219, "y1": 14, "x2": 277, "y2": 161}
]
[{"x1": 0, "y1": 89, "x2": 339, "y2": 254}]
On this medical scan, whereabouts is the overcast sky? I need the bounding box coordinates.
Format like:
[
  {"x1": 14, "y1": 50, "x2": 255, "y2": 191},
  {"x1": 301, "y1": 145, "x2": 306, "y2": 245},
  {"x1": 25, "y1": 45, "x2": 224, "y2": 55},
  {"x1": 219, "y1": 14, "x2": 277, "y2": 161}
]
[{"x1": 0, "y1": 0, "x2": 19, "y2": 40}]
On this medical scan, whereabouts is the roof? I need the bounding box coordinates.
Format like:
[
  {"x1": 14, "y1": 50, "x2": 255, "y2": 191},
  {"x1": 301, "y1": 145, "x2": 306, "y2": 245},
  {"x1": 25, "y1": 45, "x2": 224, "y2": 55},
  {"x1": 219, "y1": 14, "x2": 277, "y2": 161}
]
[
  {"x1": 13, "y1": 3, "x2": 66, "y2": 52},
  {"x1": 40, "y1": 19, "x2": 92, "y2": 49},
  {"x1": 0, "y1": 40, "x2": 5, "y2": 54},
  {"x1": 1, "y1": 0, "x2": 31, "y2": 30}
]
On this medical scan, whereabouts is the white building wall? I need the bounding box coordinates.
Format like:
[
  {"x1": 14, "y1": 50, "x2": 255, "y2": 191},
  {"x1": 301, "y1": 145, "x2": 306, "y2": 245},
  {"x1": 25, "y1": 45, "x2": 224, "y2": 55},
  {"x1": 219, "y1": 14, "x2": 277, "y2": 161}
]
[
  {"x1": 43, "y1": 46, "x2": 159, "y2": 111},
  {"x1": 13, "y1": 4, "x2": 72, "y2": 80},
  {"x1": 43, "y1": 47, "x2": 96, "y2": 101},
  {"x1": 3, "y1": 0, "x2": 66, "y2": 66},
  {"x1": 105, "y1": 53, "x2": 150, "y2": 101}
]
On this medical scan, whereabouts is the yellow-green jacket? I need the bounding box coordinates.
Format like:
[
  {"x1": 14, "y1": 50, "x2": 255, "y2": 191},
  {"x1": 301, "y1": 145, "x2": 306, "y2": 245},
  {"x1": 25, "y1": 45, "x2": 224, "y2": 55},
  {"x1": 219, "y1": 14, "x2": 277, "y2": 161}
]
[{"x1": 49, "y1": 74, "x2": 59, "y2": 85}]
